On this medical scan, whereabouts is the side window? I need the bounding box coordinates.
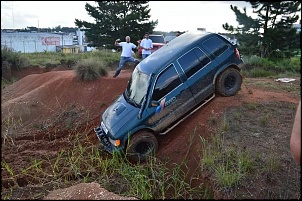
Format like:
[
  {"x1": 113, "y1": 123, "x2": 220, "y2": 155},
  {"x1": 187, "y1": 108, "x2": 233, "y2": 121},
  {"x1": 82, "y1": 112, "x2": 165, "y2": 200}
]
[
  {"x1": 203, "y1": 36, "x2": 228, "y2": 57},
  {"x1": 152, "y1": 64, "x2": 182, "y2": 101},
  {"x1": 178, "y1": 48, "x2": 210, "y2": 78}
]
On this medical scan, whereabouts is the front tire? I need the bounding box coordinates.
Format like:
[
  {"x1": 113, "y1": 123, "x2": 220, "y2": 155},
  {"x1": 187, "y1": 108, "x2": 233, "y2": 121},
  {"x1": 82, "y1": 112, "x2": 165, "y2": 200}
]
[
  {"x1": 126, "y1": 131, "x2": 158, "y2": 163},
  {"x1": 216, "y1": 68, "x2": 242, "y2": 97}
]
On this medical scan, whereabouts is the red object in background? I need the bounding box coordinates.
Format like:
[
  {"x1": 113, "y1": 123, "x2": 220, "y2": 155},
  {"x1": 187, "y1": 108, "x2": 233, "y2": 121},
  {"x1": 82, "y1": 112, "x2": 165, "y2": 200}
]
[
  {"x1": 136, "y1": 35, "x2": 165, "y2": 58},
  {"x1": 41, "y1": 37, "x2": 60, "y2": 46}
]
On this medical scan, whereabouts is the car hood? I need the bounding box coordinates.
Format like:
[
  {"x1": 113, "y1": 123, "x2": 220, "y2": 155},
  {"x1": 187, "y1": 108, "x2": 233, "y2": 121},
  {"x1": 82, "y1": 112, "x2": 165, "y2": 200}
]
[{"x1": 102, "y1": 94, "x2": 140, "y2": 139}]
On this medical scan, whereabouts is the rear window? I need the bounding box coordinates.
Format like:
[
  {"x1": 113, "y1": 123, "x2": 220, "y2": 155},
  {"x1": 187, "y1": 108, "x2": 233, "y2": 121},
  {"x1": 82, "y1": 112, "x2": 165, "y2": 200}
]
[
  {"x1": 149, "y1": 35, "x2": 165, "y2": 44},
  {"x1": 178, "y1": 48, "x2": 211, "y2": 79},
  {"x1": 202, "y1": 36, "x2": 229, "y2": 57}
]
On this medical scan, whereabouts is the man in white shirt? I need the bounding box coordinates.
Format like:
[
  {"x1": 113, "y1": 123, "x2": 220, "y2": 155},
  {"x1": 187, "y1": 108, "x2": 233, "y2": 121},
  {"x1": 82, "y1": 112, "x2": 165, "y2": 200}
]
[
  {"x1": 139, "y1": 32, "x2": 153, "y2": 60},
  {"x1": 113, "y1": 36, "x2": 140, "y2": 78}
]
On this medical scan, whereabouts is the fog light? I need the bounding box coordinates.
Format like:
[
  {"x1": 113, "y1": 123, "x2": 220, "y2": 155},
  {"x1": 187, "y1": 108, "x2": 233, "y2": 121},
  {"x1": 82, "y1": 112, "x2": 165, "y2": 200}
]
[{"x1": 109, "y1": 138, "x2": 121, "y2": 147}]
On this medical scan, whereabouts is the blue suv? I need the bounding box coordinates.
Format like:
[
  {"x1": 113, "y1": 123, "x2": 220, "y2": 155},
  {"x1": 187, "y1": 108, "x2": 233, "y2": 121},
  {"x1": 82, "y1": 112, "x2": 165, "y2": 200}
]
[{"x1": 94, "y1": 31, "x2": 244, "y2": 162}]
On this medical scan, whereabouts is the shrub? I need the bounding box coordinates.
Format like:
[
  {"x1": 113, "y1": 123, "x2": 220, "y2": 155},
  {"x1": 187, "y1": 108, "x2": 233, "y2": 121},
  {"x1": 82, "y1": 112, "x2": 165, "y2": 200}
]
[
  {"x1": 1, "y1": 46, "x2": 30, "y2": 71},
  {"x1": 60, "y1": 58, "x2": 77, "y2": 68},
  {"x1": 275, "y1": 57, "x2": 301, "y2": 72},
  {"x1": 242, "y1": 55, "x2": 300, "y2": 78},
  {"x1": 66, "y1": 58, "x2": 77, "y2": 67},
  {"x1": 73, "y1": 58, "x2": 108, "y2": 81}
]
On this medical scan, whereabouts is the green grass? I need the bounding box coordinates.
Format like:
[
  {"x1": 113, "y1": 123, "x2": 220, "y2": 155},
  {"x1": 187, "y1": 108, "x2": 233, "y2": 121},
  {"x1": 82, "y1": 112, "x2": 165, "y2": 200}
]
[
  {"x1": 242, "y1": 55, "x2": 300, "y2": 78},
  {"x1": 22, "y1": 50, "x2": 121, "y2": 67},
  {"x1": 200, "y1": 126, "x2": 255, "y2": 191}
]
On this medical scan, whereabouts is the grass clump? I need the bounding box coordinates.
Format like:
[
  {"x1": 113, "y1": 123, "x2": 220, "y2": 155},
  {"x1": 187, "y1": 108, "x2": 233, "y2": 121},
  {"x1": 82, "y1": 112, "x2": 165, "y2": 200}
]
[
  {"x1": 73, "y1": 58, "x2": 108, "y2": 81},
  {"x1": 1, "y1": 46, "x2": 30, "y2": 70},
  {"x1": 1, "y1": 77, "x2": 18, "y2": 89}
]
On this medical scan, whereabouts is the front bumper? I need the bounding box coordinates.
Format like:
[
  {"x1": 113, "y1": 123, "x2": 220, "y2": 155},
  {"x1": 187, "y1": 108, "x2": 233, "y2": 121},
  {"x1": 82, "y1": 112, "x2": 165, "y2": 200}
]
[{"x1": 94, "y1": 126, "x2": 115, "y2": 153}]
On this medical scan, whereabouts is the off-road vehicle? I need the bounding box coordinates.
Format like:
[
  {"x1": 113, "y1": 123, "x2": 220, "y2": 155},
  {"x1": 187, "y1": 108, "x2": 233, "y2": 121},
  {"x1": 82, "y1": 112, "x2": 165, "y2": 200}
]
[{"x1": 94, "y1": 30, "x2": 244, "y2": 162}]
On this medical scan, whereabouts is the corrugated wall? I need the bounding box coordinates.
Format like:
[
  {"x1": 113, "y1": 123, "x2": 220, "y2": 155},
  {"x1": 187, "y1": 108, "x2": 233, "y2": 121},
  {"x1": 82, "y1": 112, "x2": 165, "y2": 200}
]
[{"x1": 1, "y1": 32, "x2": 73, "y2": 53}]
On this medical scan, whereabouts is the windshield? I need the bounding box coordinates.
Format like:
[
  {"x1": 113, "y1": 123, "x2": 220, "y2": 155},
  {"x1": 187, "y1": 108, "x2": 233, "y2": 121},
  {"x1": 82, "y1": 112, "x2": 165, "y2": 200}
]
[{"x1": 125, "y1": 68, "x2": 150, "y2": 107}]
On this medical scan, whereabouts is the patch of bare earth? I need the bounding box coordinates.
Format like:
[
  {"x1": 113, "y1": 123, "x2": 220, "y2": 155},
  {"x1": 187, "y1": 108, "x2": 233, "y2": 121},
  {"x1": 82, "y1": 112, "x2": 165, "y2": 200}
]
[{"x1": 1, "y1": 66, "x2": 301, "y2": 199}]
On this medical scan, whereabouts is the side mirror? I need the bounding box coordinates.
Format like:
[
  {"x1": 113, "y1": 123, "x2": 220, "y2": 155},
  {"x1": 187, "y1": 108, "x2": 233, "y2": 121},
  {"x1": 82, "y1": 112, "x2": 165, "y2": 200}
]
[{"x1": 151, "y1": 100, "x2": 160, "y2": 107}]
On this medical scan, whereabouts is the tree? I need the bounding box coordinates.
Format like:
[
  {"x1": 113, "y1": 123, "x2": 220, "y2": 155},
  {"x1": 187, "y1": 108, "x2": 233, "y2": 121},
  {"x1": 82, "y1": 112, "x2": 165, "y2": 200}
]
[
  {"x1": 74, "y1": 1, "x2": 158, "y2": 49},
  {"x1": 223, "y1": 1, "x2": 301, "y2": 58}
]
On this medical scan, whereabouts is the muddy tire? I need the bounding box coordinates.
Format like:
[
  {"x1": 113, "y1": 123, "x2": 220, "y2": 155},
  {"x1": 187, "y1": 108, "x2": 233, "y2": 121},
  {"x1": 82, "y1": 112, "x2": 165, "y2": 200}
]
[
  {"x1": 216, "y1": 68, "x2": 242, "y2": 97},
  {"x1": 126, "y1": 131, "x2": 158, "y2": 163}
]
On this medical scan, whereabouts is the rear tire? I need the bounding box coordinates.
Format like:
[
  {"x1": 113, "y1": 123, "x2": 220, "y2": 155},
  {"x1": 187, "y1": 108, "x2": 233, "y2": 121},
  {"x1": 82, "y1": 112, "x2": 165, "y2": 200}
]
[
  {"x1": 126, "y1": 131, "x2": 158, "y2": 163},
  {"x1": 216, "y1": 68, "x2": 242, "y2": 97}
]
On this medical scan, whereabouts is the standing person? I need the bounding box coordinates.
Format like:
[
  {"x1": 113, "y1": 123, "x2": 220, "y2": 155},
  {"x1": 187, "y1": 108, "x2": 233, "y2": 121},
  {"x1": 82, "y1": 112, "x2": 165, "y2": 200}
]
[
  {"x1": 139, "y1": 32, "x2": 153, "y2": 60},
  {"x1": 113, "y1": 36, "x2": 140, "y2": 78}
]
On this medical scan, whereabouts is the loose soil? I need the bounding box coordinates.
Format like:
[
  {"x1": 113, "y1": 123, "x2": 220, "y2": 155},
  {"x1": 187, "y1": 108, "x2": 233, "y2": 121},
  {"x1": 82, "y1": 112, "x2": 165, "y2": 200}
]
[{"x1": 1, "y1": 66, "x2": 301, "y2": 199}]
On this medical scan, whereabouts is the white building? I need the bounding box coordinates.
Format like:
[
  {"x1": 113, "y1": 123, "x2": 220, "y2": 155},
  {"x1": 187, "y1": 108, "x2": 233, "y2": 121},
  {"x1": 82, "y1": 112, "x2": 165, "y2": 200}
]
[{"x1": 1, "y1": 32, "x2": 74, "y2": 53}]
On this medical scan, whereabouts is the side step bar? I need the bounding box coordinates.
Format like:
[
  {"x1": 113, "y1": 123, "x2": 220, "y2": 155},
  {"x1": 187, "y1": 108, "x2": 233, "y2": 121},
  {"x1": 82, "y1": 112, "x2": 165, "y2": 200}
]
[{"x1": 159, "y1": 93, "x2": 215, "y2": 135}]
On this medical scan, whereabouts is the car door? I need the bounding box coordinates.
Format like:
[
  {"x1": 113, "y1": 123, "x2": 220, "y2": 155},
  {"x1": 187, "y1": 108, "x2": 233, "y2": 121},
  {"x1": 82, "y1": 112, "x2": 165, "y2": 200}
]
[
  {"x1": 177, "y1": 47, "x2": 218, "y2": 104},
  {"x1": 145, "y1": 63, "x2": 196, "y2": 133}
]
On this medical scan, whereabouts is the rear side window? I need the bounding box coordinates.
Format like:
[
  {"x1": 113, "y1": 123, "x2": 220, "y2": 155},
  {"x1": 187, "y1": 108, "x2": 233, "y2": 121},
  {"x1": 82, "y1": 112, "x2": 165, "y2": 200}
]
[
  {"x1": 203, "y1": 36, "x2": 229, "y2": 57},
  {"x1": 178, "y1": 48, "x2": 210, "y2": 78},
  {"x1": 152, "y1": 64, "x2": 181, "y2": 101}
]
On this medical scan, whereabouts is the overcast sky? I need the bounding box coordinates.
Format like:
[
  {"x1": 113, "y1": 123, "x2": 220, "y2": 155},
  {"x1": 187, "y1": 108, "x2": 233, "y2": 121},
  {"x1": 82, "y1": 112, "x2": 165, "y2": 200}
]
[{"x1": 1, "y1": 1, "x2": 299, "y2": 33}]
